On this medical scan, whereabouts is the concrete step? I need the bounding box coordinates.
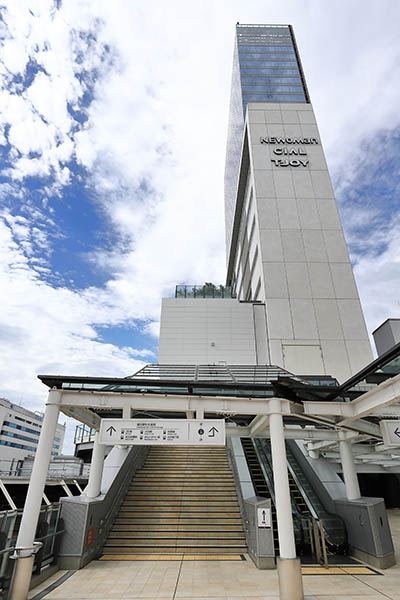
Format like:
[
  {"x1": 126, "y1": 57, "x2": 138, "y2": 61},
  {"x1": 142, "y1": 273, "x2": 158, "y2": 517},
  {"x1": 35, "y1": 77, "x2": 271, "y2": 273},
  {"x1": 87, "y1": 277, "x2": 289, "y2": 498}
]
[
  {"x1": 114, "y1": 518, "x2": 243, "y2": 525},
  {"x1": 108, "y1": 531, "x2": 246, "y2": 539},
  {"x1": 103, "y1": 446, "x2": 246, "y2": 557},
  {"x1": 122, "y1": 499, "x2": 240, "y2": 505},
  {"x1": 104, "y1": 539, "x2": 246, "y2": 547},
  {"x1": 111, "y1": 524, "x2": 244, "y2": 531},
  {"x1": 125, "y1": 493, "x2": 238, "y2": 499},
  {"x1": 102, "y1": 547, "x2": 247, "y2": 555},
  {"x1": 120, "y1": 507, "x2": 240, "y2": 519},
  {"x1": 134, "y1": 475, "x2": 234, "y2": 480},
  {"x1": 128, "y1": 485, "x2": 237, "y2": 491}
]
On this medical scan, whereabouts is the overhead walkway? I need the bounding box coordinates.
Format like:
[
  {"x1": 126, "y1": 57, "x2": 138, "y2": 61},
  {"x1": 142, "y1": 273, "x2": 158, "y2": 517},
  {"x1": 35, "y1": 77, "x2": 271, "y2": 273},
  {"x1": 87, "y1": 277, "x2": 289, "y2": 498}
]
[{"x1": 103, "y1": 445, "x2": 247, "y2": 557}]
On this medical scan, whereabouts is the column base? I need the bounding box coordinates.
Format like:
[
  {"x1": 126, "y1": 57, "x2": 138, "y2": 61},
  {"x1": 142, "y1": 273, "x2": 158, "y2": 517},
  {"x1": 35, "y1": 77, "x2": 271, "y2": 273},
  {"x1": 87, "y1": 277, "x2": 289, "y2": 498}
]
[
  {"x1": 277, "y1": 557, "x2": 304, "y2": 600},
  {"x1": 9, "y1": 554, "x2": 35, "y2": 600}
]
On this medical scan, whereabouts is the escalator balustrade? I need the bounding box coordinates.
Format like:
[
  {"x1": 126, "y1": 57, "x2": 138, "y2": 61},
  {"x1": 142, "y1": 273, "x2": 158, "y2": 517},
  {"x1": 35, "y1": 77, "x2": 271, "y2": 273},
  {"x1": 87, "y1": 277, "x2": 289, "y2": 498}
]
[
  {"x1": 285, "y1": 443, "x2": 347, "y2": 555},
  {"x1": 253, "y1": 439, "x2": 305, "y2": 553},
  {"x1": 241, "y1": 438, "x2": 279, "y2": 553}
]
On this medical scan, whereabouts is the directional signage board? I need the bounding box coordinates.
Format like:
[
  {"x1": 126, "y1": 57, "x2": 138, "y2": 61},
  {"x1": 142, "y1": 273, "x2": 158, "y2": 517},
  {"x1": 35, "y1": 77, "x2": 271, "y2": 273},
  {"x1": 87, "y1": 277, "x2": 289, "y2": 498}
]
[
  {"x1": 257, "y1": 507, "x2": 271, "y2": 528},
  {"x1": 99, "y1": 419, "x2": 225, "y2": 446},
  {"x1": 380, "y1": 420, "x2": 400, "y2": 447}
]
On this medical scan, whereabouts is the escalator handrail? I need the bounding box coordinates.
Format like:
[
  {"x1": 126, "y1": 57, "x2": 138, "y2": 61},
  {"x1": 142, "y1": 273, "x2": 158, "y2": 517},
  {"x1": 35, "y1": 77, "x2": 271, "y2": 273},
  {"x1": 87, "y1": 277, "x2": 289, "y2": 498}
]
[
  {"x1": 255, "y1": 439, "x2": 310, "y2": 522},
  {"x1": 253, "y1": 439, "x2": 307, "y2": 549},
  {"x1": 286, "y1": 457, "x2": 319, "y2": 519},
  {"x1": 285, "y1": 446, "x2": 348, "y2": 549}
]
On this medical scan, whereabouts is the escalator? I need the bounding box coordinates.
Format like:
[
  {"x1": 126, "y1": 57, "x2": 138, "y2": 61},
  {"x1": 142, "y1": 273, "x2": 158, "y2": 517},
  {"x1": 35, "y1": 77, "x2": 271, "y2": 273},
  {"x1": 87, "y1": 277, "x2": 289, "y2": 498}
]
[
  {"x1": 241, "y1": 438, "x2": 279, "y2": 552},
  {"x1": 241, "y1": 438, "x2": 347, "y2": 561},
  {"x1": 241, "y1": 438, "x2": 304, "y2": 555},
  {"x1": 284, "y1": 442, "x2": 347, "y2": 555}
]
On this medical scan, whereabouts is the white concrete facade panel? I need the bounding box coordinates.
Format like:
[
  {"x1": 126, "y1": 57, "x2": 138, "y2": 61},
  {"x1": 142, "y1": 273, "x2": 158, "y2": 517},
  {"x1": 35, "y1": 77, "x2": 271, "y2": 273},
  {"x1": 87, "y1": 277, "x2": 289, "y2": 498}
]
[
  {"x1": 226, "y1": 103, "x2": 373, "y2": 382},
  {"x1": 297, "y1": 198, "x2": 320, "y2": 229},
  {"x1": 257, "y1": 198, "x2": 279, "y2": 229},
  {"x1": 159, "y1": 298, "x2": 262, "y2": 365},
  {"x1": 265, "y1": 299, "x2": 294, "y2": 340},
  {"x1": 308, "y1": 263, "x2": 335, "y2": 298},
  {"x1": 263, "y1": 262, "x2": 288, "y2": 299},
  {"x1": 290, "y1": 299, "x2": 319, "y2": 339},
  {"x1": 285, "y1": 263, "x2": 312, "y2": 298}
]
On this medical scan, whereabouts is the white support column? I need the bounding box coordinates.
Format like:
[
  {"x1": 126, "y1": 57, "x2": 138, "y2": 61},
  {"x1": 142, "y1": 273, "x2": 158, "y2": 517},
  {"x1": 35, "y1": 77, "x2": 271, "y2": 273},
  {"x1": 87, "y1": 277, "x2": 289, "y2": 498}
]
[
  {"x1": 9, "y1": 392, "x2": 61, "y2": 600},
  {"x1": 122, "y1": 405, "x2": 131, "y2": 419},
  {"x1": 269, "y1": 398, "x2": 303, "y2": 600},
  {"x1": 339, "y1": 432, "x2": 361, "y2": 501},
  {"x1": 85, "y1": 432, "x2": 106, "y2": 499},
  {"x1": 269, "y1": 399, "x2": 296, "y2": 560}
]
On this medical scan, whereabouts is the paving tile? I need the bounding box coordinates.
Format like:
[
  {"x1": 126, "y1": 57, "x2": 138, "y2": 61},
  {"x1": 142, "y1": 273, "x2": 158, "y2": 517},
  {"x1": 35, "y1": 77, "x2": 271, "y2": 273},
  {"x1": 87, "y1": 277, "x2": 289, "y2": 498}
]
[{"x1": 28, "y1": 509, "x2": 400, "y2": 600}]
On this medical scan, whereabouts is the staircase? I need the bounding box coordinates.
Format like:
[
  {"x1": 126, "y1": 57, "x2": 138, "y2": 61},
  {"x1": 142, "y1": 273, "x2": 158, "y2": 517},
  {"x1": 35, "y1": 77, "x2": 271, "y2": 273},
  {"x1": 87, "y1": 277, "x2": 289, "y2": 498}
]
[{"x1": 103, "y1": 446, "x2": 247, "y2": 555}]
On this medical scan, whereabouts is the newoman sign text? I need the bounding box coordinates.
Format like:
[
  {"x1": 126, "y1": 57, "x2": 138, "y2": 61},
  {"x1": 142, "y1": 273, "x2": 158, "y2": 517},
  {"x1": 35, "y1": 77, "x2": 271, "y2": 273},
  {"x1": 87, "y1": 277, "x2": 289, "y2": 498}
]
[{"x1": 260, "y1": 136, "x2": 319, "y2": 168}]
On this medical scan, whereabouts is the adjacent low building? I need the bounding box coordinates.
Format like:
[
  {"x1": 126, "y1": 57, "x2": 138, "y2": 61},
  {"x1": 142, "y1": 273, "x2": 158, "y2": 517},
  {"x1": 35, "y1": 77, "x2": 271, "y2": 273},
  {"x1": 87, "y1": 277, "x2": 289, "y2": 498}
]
[{"x1": 0, "y1": 397, "x2": 65, "y2": 469}]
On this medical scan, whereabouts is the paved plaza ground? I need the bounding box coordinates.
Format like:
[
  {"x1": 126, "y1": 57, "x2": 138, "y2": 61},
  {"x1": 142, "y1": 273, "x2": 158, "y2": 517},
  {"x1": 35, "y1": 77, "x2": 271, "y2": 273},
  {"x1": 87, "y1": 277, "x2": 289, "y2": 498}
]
[{"x1": 28, "y1": 508, "x2": 400, "y2": 600}]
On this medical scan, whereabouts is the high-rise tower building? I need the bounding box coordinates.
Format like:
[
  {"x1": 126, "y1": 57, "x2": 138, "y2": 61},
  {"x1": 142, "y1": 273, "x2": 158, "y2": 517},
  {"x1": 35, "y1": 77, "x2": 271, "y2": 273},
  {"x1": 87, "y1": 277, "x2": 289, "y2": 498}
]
[
  {"x1": 225, "y1": 24, "x2": 308, "y2": 255},
  {"x1": 159, "y1": 24, "x2": 373, "y2": 383}
]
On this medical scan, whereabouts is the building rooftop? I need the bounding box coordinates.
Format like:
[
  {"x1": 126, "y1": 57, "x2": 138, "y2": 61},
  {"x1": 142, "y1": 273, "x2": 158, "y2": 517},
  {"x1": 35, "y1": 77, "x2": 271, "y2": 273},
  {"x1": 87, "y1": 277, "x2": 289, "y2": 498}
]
[{"x1": 175, "y1": 284, "x2": 235, "y2": 299}]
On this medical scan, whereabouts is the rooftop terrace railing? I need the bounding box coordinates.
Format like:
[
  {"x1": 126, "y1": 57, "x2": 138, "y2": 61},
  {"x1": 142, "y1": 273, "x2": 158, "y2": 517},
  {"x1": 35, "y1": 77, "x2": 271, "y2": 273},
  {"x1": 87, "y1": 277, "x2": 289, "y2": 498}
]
[{"x1": 175, "y1": 284, "x2": 235, "y2": 299}]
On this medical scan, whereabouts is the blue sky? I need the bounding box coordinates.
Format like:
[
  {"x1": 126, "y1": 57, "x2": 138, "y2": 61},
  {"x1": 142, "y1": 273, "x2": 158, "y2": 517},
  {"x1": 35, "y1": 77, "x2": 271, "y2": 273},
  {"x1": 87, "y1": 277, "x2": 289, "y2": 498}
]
[{"x1": 1, "y1": 0, "x2": 400, "y2": 452}]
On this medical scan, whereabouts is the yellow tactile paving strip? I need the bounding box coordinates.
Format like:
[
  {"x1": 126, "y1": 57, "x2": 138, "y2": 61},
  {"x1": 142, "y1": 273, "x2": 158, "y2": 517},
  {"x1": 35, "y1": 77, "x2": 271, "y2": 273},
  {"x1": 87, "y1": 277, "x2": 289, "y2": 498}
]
[
  {"x1": 302, "y1": 566, "x2": 381, "y2": 575},
  {"x1": 101, "y1": 553, "x2": 245, "y2": 561}
]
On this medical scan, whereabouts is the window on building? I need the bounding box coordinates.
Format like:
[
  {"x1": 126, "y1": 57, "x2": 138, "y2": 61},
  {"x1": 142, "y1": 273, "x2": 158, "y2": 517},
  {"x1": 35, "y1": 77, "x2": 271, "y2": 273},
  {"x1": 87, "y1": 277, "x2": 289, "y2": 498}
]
[
  {"x1": 1, "y1": 430, "x2": 38, "y2": 444},
  {"x1": 3, "y1": 421, "x2": 40, "y2": 436}
]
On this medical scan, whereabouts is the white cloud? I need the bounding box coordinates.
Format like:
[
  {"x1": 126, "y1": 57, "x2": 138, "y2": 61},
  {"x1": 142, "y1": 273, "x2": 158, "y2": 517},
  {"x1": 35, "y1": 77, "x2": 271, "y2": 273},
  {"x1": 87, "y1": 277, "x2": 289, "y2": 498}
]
[
  {"x1": 354, "y1": 215, "x2": 400, "y2": 338},
  {"x1": 0, "y1": 217, "x2": 146, "y2": 435}
]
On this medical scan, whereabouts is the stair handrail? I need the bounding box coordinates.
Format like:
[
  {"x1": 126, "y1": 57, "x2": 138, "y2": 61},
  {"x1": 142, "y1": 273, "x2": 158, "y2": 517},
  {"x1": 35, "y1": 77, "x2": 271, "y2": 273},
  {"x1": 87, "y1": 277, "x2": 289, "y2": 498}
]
[
  {"x1": 226, "y1": 442, "x2": 249, "y2": 540},
  {"x1": 285, "y1": 445, "x2": 348, "y2": 552},
  {"x1": 98, "y1": 446, "x2": 149, "y2": 540}
]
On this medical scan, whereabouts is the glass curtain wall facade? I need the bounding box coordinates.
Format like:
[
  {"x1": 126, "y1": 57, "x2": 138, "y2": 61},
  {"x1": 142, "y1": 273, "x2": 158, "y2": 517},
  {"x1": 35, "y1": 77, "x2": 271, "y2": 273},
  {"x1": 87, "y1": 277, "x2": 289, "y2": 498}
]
[{"x1": 224, "y1": 24, "x2": 308, "y2": 256}]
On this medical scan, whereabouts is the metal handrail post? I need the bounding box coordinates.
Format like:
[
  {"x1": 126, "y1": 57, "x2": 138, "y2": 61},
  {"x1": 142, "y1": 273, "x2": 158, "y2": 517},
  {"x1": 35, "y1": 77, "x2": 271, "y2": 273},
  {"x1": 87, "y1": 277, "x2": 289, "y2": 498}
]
[
  {"x1": 312, "y1": 518, "x2": 322, "y2": 564},
  {"x1": 319, "y1": 519, "x2": 329, "y2": 569}
]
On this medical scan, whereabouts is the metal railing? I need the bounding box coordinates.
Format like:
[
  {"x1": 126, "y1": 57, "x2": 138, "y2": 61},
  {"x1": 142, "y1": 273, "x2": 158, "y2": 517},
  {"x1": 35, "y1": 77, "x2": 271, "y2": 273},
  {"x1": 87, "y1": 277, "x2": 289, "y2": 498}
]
[
  {"x1": 175, "y1": 284, "x2": 235, "y2": 299},
  {"x1": 0, "y1": 459, "x2": 89, "y2": 480},
  {"x1": 74, "y1": 424, "x2": 96, "y2": 445},
  {"x1": 0, "y1": 503, "x2": 63, "y2": 596},
  {"x1": 303, "y1": 516, "x2": 329, "y2": 568}
]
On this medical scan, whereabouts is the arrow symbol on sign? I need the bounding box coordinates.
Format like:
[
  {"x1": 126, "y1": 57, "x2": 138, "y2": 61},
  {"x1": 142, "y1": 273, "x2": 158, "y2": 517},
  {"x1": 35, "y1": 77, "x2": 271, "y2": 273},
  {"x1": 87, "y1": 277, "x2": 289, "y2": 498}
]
[
  {"x1": 262, "y1": 510, "x2": 266, "y2": 521},
  {"x1": 106, "y1": 426, "x2": 116, "y2": 436},
  {"x1": 208, "y1": 427, "x2": 218, "y2": 437},
  {"x1": 394, "y1": 427, "x2": 400, "y2": 439}
]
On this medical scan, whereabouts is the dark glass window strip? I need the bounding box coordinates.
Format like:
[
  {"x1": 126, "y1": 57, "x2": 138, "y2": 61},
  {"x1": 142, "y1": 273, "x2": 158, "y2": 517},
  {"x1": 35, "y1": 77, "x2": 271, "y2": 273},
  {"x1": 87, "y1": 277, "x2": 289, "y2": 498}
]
[
  {"x1": 242, "y1": 93, "x2": 306, "y2": 102},
  {"x1": 239, "y1": 45, "x2": 294, "y2": 52},
  {"x1": 238, "y1": 36, "x2": 292, "y2": 44},
  {"x1": 1, "y1": 430, "x2": 38, "y2": 444},
  {"x1": 241, "y1": 77, "x2": 302, "y2": 84},
  {"x1": 239, "y1": 53, "x2": 296, "y2": 60},
  {"x1": 0, "y1": 440, "x2": 37, "y2": 452},
  {"x1": 242, "y1": 85, "x2": 304, "y2": 93},
  {"x1": 239, "y1": 60, "x2": 297, "y2": 67},
  {"x1": 4, "y1": 420, "x2": 40, "y2": 436},
  {"x1": 15, "y1": 415, "x2": 41, "y2": 425},
  {"x1": 241, "y1": 68, "x2": 300, "y2": 75}
]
